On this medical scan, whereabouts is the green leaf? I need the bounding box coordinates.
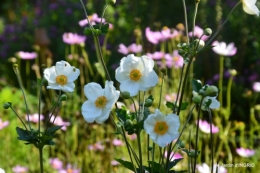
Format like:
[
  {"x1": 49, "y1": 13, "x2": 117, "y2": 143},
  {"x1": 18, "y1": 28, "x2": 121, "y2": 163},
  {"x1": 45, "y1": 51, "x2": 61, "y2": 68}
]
[
  {"x1": 101, "y1": 23, "x2": 109, "y2": 34},
  {"x1": 46, "y1": 125, "x2": 63, "y2": 134},
  {"x1": 166, "y1": 102, "x2": 174, "y2": 109},
  {"x1": 114, "y1": 159, "x2": 135, "y2": 171},
  {"x1": 116, "y1": 108, "x2": 128, "y2": 124},
  {"x1": 147, "y1": 161, "x2": 165, "y2": 172},
  {"x1": 167, "y1": 158, "x2": 183, "y2": 170},
  {"x1": 191, "y1": 79, "x2": 202, "y2": 92},
  {"x1": 180, "y1": 102, "x2": 189, "y2": 111},
  {"x1": 16, "y1": 127, "x2": 38, "y2": 144}
]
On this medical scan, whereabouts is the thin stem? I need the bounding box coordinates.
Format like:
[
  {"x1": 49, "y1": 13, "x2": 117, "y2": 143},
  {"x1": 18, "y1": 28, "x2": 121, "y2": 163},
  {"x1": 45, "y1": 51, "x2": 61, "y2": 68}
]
[
  {"x1": 39, "y1": 147, "x2": 44, "y2": 173},
  {"x1": 10, "y1": 106, "x2": 28, "y2": 131},
  {"x1": 26, "y1": 61, "x2": 30, "y2": 91},
  {"x1": 79, "y1": 0, "x2": 94, "y2": 30},
  {"x1": 38, "y1": 77, "x2": 44, "y2": 137},
  {"x1": 204, "y1": 1, "x2": 242, "y2": 48},
  {"x1": 137, "y1": 132, "x2": 143, "y2": 172},
  {"x1": 218, "y1": 56, "x2": 224, "y2": 115},
  {"x1": 100, "y1": 3, "x2": 109, "y2": 30},
  {"x1": 13, "y1": 65, "x2": 32, "y2": 131},
  {"x1": 93, "y1": 36, "x2": 112, "y2": 81},
  {"x1": 193, "y1": 98, "x2": 204, "y2": 173},
  {"x1": 227, "y1": 75, "x2": 233, "y2": 115},
  {"x1": 182, "y1": 0, "x2": 189, "y2": 45},
  {"x1": 191, "y1": 1, "x2": 200, "y2": 50},
  {"x1": 208, "y1": 110, "x2": 214, "y2": 173},
  {"x1": 158, "y1": 73, "x2": 165, "y2": 109}
]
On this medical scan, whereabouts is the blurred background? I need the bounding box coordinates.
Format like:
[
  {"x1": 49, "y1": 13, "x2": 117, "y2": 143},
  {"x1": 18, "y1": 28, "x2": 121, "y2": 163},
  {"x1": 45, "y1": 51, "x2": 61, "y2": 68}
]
[{"x1": 0, "y1": 0, "x2": 260, "y2": 172}]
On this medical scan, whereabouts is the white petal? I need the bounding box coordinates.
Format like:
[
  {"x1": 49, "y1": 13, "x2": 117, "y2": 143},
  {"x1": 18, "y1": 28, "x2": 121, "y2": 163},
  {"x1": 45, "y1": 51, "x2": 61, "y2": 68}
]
[
  {"x1": 156, "y1": 133, "x2": 172, "y2": 147},
  {"x1": 47, "y1": 83, "x2": 60, "y2": 90},
  {"x1": 95, "y1": 108, "x2": 111, "y2": 124},
  {"x1": 67, "y1": 68, "x2": 80, "y2": 82},
  {"x1": 44, "y1": 66, "x2": 57, "y2": 83},
  {"x1": 81, "y1": 101, "x2": 102, "y2": 122},
  {"x1": 60, "y1": 82, "x2": 75, "y2": 92},
  {"x1": 139, "y1": 71, "x2": 158, "y2": 89},
  {"x1": 55, "y1": 61, "x2": 73, "y2": 76},
  {"x1": 120, "y1": 80, "x2": 140, "y2": 96},
  {"x1": 84, "y1": 82, "x2": 104, "y2": 101},
  {"x1": 243, "y1": 4, "x2": 259, "y2": 16},
  {"x1": 115, "y1": 68, "x2": 130, "y2": 83}
]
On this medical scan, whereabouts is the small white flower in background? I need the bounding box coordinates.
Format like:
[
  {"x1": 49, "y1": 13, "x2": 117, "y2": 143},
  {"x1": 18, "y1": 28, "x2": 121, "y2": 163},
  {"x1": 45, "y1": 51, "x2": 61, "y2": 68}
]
[
  {"x1": 192, "y1": 91, "x2": 220, "y2": 111},
  {"x1": 252, "y1": 82, "x2": 260, "y2": 92},
  {"x1": 241, "y1": 0, "x2": 259, "y2": 16},
  {"x1": 44, "y1": 61, "x2": 80, "y2": 92},
  {"x1": 212, "y1": 41, "x2": 237, "y2": 56},
  {"x1": 197, "y1": 163, "x2": 227, "y2": 173},
  {"x1": 115, "y1": 54, "x2": 158, "y2": 96},
  {"x1": 81, "y1": 81, "x2": 120, "y2": 124},
  {"x1": 144, "y1": 109, "x2": 180, "y2": 148},
  {"x1": 236, "y1": 147, "x2": 255, "y2": 157}
]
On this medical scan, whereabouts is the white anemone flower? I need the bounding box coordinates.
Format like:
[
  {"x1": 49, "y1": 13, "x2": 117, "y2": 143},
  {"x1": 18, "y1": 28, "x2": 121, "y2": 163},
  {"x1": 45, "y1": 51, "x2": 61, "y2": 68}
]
[
  {"x1": 115, "y1": 54, "x2": 158, "y2": 96},
  {"x1": 241, "y1": 0, "x2": 259, "y2": 16},
  {"x1": 192, "y1": 91, "x2": 220, "y2": 111},
  {"x1": 144, "y1": 109, "x2": 180, "y2": 148},
  {"x1": 44, "y1": 61, "x2": 80, "y2": 92},
  {"x1": 81, "y1": 81, "x2": 120, "y2": 124}
]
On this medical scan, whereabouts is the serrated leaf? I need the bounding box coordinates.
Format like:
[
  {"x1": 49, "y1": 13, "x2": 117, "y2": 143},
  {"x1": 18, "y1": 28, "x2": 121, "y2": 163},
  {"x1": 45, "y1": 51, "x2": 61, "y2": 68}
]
[
  {"x1": 166, "y1": 102, "x2": 174, "y2": 109},
  {"x1": 114, "y1": 159, "x2": 135, "y2": 171},
  {"x1": 115, "y1": 108, "x2": 128, "y2": 124},
  {"x1": 167, "y1": 158, "x2": 183, "y2": 170},
  {"x1": 180, "y1": 102, "x2": 189, "y2": 111},
  {"x1": 46, "y1": 125, "x2": 63, "y2": 134},
  {"x1": 191, "y1": 79, "x2": 202, "y2": 92},
  {"x1": 147, "y1": 161, "x2": 165, "y2": 172}
]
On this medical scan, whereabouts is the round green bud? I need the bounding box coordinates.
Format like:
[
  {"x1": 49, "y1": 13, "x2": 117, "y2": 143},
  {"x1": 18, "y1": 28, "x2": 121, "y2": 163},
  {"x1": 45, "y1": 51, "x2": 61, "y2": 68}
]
[
  {"x1": 192, "y1": 94, "x2": 202, "y2": 104},
  {"x1": 144, "y1": 99, "x2": 153, "y2": 107},
  {"x1": 205, "y1": 85, "x2": 219, "y2": 97},
  {"x1": 3, "y1": 102, "x2": 12, "y2": 109},
  {"x1": 13, "y1": 63, "x2": 18, "y2": 68},
  {"x1": 121, "y1": 91, "x2": 131, "y2": 99},
  {"x1": 229, "y1": 69, "x2": 237, "y2": 76},
  {"x1": 60, "y1": 94, "x2": 67, "y2": 101},
  {"x1": 204, "y1": 28, "x2": 212, "y2": 36},
  {"x1": 125, "y1": 119, "x2": 133, "y2": 127},
  {"x1": 194, "y1": 39, "x2": 205, "y2": 51}
]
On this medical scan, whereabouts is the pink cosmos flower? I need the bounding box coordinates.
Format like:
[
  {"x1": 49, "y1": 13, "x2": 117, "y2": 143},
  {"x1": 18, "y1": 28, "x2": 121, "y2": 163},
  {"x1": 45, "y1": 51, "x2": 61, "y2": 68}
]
[
  {"x1": 49, "y1": 115, "x2": 71, "y2": 131},
  {"x1": 252, "y1": 82, "x2": 260, "y2": 92},
  {"x1": 118, "y1": 43, "x2": 142, "y2": 55},
  {"x1": 212, "y1": 41, "x2": 237, "y2": 56},
  {"x1": 188, "y1": 26, "x2": 209, "y2": 41},
  {"x1": 17, "y1": 51, "x2": 37, "y2": 60},
  {"x1": 197, "y1": 119, "x2": 219, "y2": 134},
  {"x1": 62, "y1": 33, "x2": 86, "y2": 45},
  {"x1": 164, "y1": 50, "x2": 184, "y2": 68},
  {"x1": 0, "y1": 118, "x2": 9, "y2": 130},
  {"x1": 58, "y1": 164, "x2": 80, "y2": 173},
  {"x1": 145, "y1": 27, "x2": 162, "y2": 44},
  {"x1": 111, "y1": 160, "x2": 119, "y2": 166},
  {"x1": 12, "y1": 165, "x2": 28, "y2": 173},
  {"x1": 236, "y1": 148, "x2": 255, "y2": 157},
  {"x1": 165, "y1": 93, "x2": 177, "y2": 102},
  {"x1": 127, "y1": 133, "x2": 137, "y2": 140},
  {"x1": 27, "y1": 113, "x2": 44, "y2": 123},
  {"x1": 112, "y1": 139, "x2": 124, "y2": 146},
  {"x1": 49, "y1": 158, "x2": 63, "y2": 170},
  {"x1": 160, "y1": 27, "x2": 179, "y2": 41},
  {"x1": 146, "y1": 51, "x2": 165, "y2": 60},
  {"x1": 79, "y1": 13, "x2": 105, "y2": 27},
  {"x1": 197, "y1": 163, "x2": 227, "y2": 173}
]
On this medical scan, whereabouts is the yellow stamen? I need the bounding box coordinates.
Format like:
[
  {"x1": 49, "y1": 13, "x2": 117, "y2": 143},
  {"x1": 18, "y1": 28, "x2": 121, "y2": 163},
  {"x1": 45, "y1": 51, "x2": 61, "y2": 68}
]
[
  {"x1": 55, "y1": 75, "x2": 68, "y2": 86},
  {"x1": 129, "y1": 69, "x2": 142, "y2": 81},
  {"x1": 154, "y1": 121, "x2": 168, "y2": 135},
  {"x1": 95, "y1": 96, "x2": 107, "y2": 108}
]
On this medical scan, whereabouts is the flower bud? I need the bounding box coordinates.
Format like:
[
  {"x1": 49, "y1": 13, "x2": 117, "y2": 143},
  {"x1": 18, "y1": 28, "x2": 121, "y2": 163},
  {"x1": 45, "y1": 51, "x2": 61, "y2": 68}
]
[
  {"x1": 205, "y1": 85, "x2": 219, "y2": 97},
  {"x1": 61, "y1": 94, "x2": 67, "y2": 101},
  {"x1": 194, "y1": 39, "x2": 205, "y2": 51},
  {"x1": 121, "y1": 91, "x2": 131, "y2": 99},
  {"x1": 229, "y1": 69, "x2": 237, "y2": 76},
  {"x1": 188, "y1": 150, "x2": 200, "y2": 158},
  {"x1": 144, "y1": 99, "x2": 153, "y2": 107},
  {"x1": 125, "y1": 119, "x2": 133, "y2": 127},
  {"x1": 192, "y1": 94, "x2": 202, "y2": 104},
  {"x1": 41, "y1": 64, "x2": 46, "y2": 69},
  {"x1": 204, "y1": 28, "x2": 212, "y2": 36},
  {"x1": 160, "y1": 68, "x2": 167, "y2": 75},
  {"x1": 3, "y1": 102, "x2": 12, "y2": 109}
]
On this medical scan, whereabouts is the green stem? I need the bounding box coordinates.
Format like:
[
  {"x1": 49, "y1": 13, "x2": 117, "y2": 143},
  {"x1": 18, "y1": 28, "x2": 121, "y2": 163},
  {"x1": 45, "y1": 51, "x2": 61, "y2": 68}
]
[
  {"x1": 218, "y1": 56, "x2": 224, "y2": 114},
  {"x1": 26, "y1": 60, "x2": 30, "y2": 91},
  {"x1": 10, "y1": 106, "x2": 28, "y2": 131},
  {"x1": 226, "y1": 76, "x2": 233, "y2": 114},
  {"x1": 137, "y1": 132, "x2": 143, "y2": 173},
  {"x1": 39, "y1": 147, "x2": 44, "y2": 173},
  {"x1": 208, "y1": 110, "x2": 214, "y2": 173},
  {"x1": 182, "y1": 0, "x2": 189, "y2": 45}
]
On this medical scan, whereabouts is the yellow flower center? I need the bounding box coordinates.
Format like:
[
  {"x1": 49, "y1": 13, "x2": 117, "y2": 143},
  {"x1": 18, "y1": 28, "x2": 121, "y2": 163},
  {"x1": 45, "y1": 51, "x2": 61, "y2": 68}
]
[
  {"x1": 129, "y1": 69, "x2": 142, "y2": 81},
  {"x1": 55, "y1": 75, "x2": 68, "y2": 86},
  {"x1": 95, "y1": 96, "x2": 107, "y2": 108},
  {"x1": 154, "y1": 121, "x2": 169, "y2": 135},
  {"x1": 67, "y1": 169, "x2": 73, "y2": 173}
]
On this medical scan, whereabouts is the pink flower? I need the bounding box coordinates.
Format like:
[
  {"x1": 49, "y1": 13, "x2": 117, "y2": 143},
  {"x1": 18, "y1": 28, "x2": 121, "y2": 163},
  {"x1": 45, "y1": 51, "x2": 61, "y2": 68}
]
[
  {"x1": 164, "y1": 151, "x2": 183, "y2": 161},
  {"x1": 27, "y1": 113, "x2": 44, "y2": 123},
  {"x1": 145, "y1": 27, "x2": 162, "y2": 44},
  {"x1": 146, "y1": 51, "x2": 165, "y2": 60},
  {"x1": 88, "y1": 141, "x2": 105, "y2": 151},
  {"x1": 62, "y1": 33, "x2": 86, "y2": 45},
  {"x1": 165, "y1": 93, "x2": 177, "y2": 102},
  {"x1": 164, "y1": 50, "x2": 184, "y2": 68},
  {"x1": 212, "y1": 41, "x2": 237, "y2": 56},
  {"x1": 118, "y1": 43, "x2": 142, "y2": 55},
  {"x1": 12, "y1": 165, "x2": 28, "y2": 173},
  {"x1": 17, "y1": 51, "x2": 37, "y2": 60},
  {"x1": 127, "y1": 133, "x2": 137, "y2": 140},
  {"x1": 79, "y1": 13, "x2": 105, "y2": 27},
  {"x1": 236, "y1": 148, "x2": 255, "y2": 157},
  {"x1": 0, "y1": 118, "x2": 9, "y2": 130},
  {"x1": 188, "y1": 26, "x2": 209, "y2": 41},
  {"x1": 49, "y1": 158, "x2": 63, "y2": 170},
  {"x1": 252, "y1": 82, "x2": 260, "y2": 92},
  {"x1": 50, "y1": 115, "x2": 71, "y2": 130},
  {"x1": 58, "y1": 164, "x2": 80, "y2": 173},
  {"x1": 197, "y1": 119, "x2": 219, "y2": 134},
  {"x1": 160, "y1": 27, "x2": 179, "y2": 41},
  {"x1": 111, "y1": 160, "x2": 119, "y2": 166},
  {"x1": 112, "y1": 139, "x2": 124, "y2": 146}
]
